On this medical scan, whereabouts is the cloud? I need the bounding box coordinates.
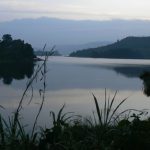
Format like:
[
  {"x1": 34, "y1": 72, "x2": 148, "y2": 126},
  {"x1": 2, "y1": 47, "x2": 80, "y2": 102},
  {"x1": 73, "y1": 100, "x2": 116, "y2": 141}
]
[{"x1": 0, "y1": 0, "x2": 150, "y2": 21}]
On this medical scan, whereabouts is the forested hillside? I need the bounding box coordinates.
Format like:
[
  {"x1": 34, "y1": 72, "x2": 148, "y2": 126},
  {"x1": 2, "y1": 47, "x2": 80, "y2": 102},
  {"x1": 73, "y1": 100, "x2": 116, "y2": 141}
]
[{"x1": 70, "y1": 36, "x2": 150, "y2": 59}]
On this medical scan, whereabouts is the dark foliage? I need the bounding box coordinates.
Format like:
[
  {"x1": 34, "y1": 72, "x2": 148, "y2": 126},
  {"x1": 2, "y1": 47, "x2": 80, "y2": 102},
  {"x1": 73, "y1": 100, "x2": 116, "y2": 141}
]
[
  {"x1": 38, "y1": 116, "x2": 150, "y2": 150},
  {"x1": 0, "y1": 62, "x2": 34, "y2": 85},
  {"x1": 140, "y1": 71, "x2": 150, "y2": 96},
  {"x1": 70, "y1": 36, "x2": 150, "y2": 59},
  {"x1": 112, "y1": 117, "x2": 150, "y2": 150},
  {"x1": 0, "y1": 34, "x2": 36, "y2": 62}
]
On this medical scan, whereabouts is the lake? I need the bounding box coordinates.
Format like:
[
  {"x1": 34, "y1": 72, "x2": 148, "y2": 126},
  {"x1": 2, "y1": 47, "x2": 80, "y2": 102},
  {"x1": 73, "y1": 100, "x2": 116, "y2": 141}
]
[{"x1": 1, "y1": 56, "x2": 150, "y2": 128}]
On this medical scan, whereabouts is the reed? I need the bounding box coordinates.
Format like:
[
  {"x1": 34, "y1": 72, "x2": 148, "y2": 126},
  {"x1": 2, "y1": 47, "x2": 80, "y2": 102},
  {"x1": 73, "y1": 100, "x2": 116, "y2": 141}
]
[{"x1": 92, "y1": 89, "x2": 128, "y2": 126}]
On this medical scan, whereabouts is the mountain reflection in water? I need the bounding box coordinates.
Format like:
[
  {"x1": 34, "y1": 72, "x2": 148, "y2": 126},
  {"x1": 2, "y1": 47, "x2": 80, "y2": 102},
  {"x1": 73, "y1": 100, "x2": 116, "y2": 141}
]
[
  {"x1": 1, "y1": 57, "x2": 150, "y2": 126},
  {"x1": 0, "y1": 62, "x2": 34, "y2": 84},
  {"x1": 112, "y1": 66, "x2": 150, "y2": 78},
  {"x1": 91, "y1": 65, "x2": 150, "y2": 97},
  {"x1": 1, "y1": 58, "x2": 150, "y2": 97},
  {"x1": 140, "y1": 72, "x2": 150, "y2": 97}
]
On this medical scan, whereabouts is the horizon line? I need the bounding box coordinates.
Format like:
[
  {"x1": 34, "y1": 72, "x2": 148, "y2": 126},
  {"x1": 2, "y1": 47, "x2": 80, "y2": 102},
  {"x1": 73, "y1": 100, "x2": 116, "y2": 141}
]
[{"x1": 2, "y1": 16, "x2": 150, "y2": 23}]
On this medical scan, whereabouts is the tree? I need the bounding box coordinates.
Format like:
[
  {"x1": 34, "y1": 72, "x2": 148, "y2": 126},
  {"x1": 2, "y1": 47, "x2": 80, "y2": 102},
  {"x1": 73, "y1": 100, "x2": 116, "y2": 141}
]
[
  {"x1": 0, "y1": 34, "x2": 36, "y2": 61},
  {"x1": 2, "y1": 34, "x2": 12, "y2": 42}
]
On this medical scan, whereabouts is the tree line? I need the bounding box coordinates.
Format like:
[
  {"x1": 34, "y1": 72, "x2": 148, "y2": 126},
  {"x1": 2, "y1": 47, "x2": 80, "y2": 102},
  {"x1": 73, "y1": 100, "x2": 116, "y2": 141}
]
[{"x1": 0, "y1": 34, "x2": 35, "y2": 62}]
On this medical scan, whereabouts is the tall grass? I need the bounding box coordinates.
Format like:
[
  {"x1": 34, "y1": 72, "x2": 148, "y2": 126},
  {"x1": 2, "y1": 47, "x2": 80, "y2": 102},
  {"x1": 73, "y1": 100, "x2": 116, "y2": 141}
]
[
  {"x1": 0, "y1": 46, "x2": 54, "y2": 149},
  {"x1": 92, "y1": 89, "x2": 128, "y2": 126}
]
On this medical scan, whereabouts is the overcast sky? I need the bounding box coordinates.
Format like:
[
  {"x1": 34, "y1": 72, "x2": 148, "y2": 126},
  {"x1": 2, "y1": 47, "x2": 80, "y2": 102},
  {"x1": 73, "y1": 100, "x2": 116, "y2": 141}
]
[{"x1": 0, "y1": 0, "x2": 150, "y2": 22}]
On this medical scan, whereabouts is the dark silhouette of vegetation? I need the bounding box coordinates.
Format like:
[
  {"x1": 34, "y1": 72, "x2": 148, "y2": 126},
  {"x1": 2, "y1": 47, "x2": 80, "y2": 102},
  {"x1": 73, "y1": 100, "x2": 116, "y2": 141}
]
[
  {"x1": 70, "y1": 36, "x2": 150, "y2": 59},
  {"x1": 0, "y1": 34, "x2": 36, "y2": 84},
  {"x1": 140, "y1": 72, "x2": 150, "y2": 96},
  {"x1": 111, "y1": 66, "x2": 150, "y2": 78},
  {"x1": 39, "y1": 112, "x2": 150, "y2": 150},
  {"x1": 0, "y1": 34, "x2": 36, "y2": 62},
  {"x1": 0, "y1": 62, "x2": 34, "y2": 85}
]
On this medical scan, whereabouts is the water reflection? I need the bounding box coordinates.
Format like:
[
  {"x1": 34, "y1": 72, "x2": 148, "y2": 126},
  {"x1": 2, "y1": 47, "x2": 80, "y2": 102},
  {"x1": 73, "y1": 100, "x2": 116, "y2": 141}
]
[
  {"x1": 1, "y1": 58, "x2": 150, "y2": 97},
  {"x1": 111, "y1": 66, "x2": 150, "y2": 78},
  {"x1": 140, "y1": 72, "x2": 150, "y2": 97},
  {"x1": 106, "y1": 66, "x2": 150, "y2": 97},
  {"x1": 1, "y1": 57, "x2": 150, "y2": 127},
  {"x1": 81, "y1": 63, "x2": 150, "y2": 96},
  {"x1": 0, "y1": 62, "x2": 34, "y2": 84}
]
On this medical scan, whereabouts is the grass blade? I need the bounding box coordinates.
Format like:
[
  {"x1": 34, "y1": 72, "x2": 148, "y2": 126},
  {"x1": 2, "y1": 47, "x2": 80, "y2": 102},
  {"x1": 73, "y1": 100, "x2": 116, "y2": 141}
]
[{"x1": 92, "y1": 93, "x2": 102, "y2": 126}]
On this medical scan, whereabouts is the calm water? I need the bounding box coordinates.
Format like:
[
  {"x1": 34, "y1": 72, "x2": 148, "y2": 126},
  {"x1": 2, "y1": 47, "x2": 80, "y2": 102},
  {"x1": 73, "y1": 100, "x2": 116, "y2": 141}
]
[{"x1": 1, "y1": 56, "x2": 150, "y2": 127}]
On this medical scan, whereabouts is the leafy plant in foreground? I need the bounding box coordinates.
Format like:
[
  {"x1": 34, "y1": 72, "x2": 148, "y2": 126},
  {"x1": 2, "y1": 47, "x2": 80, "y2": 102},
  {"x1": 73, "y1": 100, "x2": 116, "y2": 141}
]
[
  {"x1": 92, "y1": 89, "x2": 128, "y2": 127},
  {"x1": 39, "y1": 104, "x2": 76, "y2": 150}
]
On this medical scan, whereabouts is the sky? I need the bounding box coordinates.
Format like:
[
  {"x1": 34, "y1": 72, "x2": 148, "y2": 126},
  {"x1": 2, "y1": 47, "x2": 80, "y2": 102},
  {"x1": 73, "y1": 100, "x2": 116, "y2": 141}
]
[{"x1": 0, "y1": 0, "x2": 150, "y2": 22}]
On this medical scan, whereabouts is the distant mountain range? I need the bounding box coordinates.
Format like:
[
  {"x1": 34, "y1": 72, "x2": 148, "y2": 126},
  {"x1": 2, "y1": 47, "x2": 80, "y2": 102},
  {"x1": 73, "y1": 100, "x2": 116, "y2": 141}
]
[
  {"x1": 35, "y1": 41, "x2": 111, "y2": 55},
  {"x1": 70, "y1": 36, "x2": 150, "y2": 59},
  {"x1": 2, "y1": 17, "x2": 150, "y2": 55}
]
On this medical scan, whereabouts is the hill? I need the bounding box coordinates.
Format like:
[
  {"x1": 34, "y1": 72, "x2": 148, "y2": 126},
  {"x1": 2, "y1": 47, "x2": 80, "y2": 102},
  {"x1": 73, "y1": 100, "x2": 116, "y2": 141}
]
[
  {"x1": 2, "y1": 18, "x2": 150, "y2": 55},
  {"x1": 0, "y1": 34, "x2": 35, "y2": 62},
  {"x1": 70, "y1": 36, "x2": 150, "y2": 59}
]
